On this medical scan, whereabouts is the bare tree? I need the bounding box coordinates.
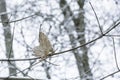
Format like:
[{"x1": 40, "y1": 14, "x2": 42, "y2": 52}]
[
  {"x1": 0, "y1": 0, "x2": 16, "y2": 76},
  {"x1": 59, "y1": 0, "x2": 93, "y2": 80}
]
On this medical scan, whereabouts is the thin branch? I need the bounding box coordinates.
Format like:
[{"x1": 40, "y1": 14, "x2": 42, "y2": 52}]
[
  {"x1": 0, "y1": 20, "x2": 119, "y2": 62},
  {"x1": 89, "y1": 2, "x2": 103, "y2": 35},
  {"x1": 9, "y1": 59, "x2": 46, "y2": 76},
  {"x1": 0, "y1": 33, "x2": 103, "y2": 62},
  {"x1": 112, "y1": 37, "x2": 120, "y2": 70},
  {"x1": 104, "y1": 20, "x2": 120, "y2": 35},
  {"x1": 105, "y1": 34, "x2": 120, "y2": 37},
  {"x1": 0, "y1": 12, "x2": 44, "y2": 23},
  {"x1": 0, "y1": 14, "x2": 35, "y2": 23},
  {"x1": 100, "y1": 70, "x2": 120, "y2": 80},
  {"x1": 7, "y1": 63, "x2": 34, "y2": 79}
]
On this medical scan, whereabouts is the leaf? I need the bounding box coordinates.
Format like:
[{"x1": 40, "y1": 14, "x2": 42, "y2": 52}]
[
  {"x1": 33, "y1": 46, "x2": 45, "y2": 57},
  {"x1": 39, "y1": 32, "x2": 54, "y2": 53},
  {"x1": 33, "y1": 32, "x2": 54, "y2": 58}
]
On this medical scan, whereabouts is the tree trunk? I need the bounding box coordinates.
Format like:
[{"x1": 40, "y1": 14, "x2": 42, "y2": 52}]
[
  {"x1": 59, "y1": 0, "x2": 93, "y2": 80},
  {"x1": 0, "y1": 0, "x2": 16, "y2": 76}
]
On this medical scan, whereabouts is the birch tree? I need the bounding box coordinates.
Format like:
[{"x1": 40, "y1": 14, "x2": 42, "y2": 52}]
[
  {"x1": 0, "y1": 0, "x2": 16, "y2": 76},
  {"x1": 59, "y1": 0, "x2": 93, "y2": 80}
]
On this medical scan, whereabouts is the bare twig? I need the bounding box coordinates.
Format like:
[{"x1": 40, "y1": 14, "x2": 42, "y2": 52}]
[
  {"x1": 100, "y1": 70, "x2": 120, "y2": 80},
  {"x1": 100, "y1": 21, "x2": 120, "y2": 80},
  {"x1": 8, "y1": 58, "x2": 46, "y2": 76},
  {"x1": 7, "y1": 63, "x2": 34, "y2": 79},
  {"x1": 105, "y1": 35, "x2": 120, "y2": 37},
  {"x1": 104, "y1": 20, "x2": 120, "y2": 35},
  {"x1": 0, "y1": 14, "x2": 35, "y2": 23},
  {"x1": 89, "y1": 2, "x2": 103, "y2": 35},
  {"x1": 112, "y1": 37, "x2": 119, "y2": 70},
  {"x1": 0, "y1": 12, "x2": 44, "y2": 23}
]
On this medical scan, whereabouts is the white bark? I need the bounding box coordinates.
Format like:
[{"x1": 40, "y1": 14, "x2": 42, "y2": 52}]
[
  {"x1": 59, "y1": 0, "x2": 93, "y2": 80},
  {"x1": 0, "y1": 0, "x2": 16, "y2": 76}
]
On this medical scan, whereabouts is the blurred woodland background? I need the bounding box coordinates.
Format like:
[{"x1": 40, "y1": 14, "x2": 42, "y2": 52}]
[{"x1": 0, "y1": 0, "x2": 120, "y2": 80}]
